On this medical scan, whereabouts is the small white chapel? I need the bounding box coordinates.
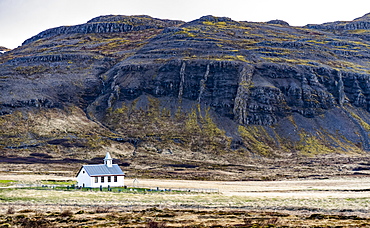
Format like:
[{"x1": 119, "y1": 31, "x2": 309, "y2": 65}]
[{"x1": 76, "y1": 152, "x2": 125, "y2": 188}]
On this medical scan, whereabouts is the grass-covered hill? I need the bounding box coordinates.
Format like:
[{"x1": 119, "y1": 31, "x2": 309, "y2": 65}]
[{"x1": 2, "y1": 14, "x2": 370, "y2": 179}]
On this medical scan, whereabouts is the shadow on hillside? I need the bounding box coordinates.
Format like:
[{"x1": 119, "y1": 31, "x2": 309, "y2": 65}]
[{"x1": 0, "y1": 155, "x2": 130, "y2": 166}]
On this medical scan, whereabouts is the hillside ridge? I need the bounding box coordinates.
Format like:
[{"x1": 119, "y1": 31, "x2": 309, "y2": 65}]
[{"x1": 1, "y1": 13, "x2": 370, "y2": 179}]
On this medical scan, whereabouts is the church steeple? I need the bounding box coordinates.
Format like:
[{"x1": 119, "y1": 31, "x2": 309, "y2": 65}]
[{"x1": 104, "y1": 152, "x2": 113, "y2": 167}]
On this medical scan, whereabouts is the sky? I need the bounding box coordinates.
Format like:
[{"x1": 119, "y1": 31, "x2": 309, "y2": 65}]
[{"x1": 1, "y1": 0, "x2": 370, "y2": 49}]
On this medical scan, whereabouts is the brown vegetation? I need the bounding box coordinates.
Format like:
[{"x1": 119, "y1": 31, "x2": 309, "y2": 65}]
[
  {"x1": 1, "y1": 173, "x2": 370, "y2": 227},
  {"x1": 1, "y1": 206, "x2": 370, "y2": 227}
]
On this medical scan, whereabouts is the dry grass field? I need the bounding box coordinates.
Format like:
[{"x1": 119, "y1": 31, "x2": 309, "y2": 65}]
[{"x1": 1, "y1": 175, "x2": 370, "y2": 227}]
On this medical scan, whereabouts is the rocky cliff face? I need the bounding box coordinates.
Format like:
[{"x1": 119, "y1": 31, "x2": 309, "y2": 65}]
[
  {"x1": 2, "y1": 14, "x2": 370, "y2": 164},
  {"x1": 22, "y1": 15, "x2": 183, "y2": 45}
]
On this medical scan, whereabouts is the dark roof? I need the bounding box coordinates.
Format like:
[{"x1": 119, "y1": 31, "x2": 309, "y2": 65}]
[{"x1": 82, "y1": 164, "x2": 124, "y2": 176}]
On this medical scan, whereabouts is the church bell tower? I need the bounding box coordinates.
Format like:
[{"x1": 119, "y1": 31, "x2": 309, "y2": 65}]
[{"x1": 104, "y1": 152, "x2": 113, "y2": 167}]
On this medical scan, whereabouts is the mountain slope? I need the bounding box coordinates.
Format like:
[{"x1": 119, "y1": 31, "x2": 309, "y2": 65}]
[
  {"x1": 1, "y1": 14, "x2": 370, "y2": 179},
  {"x1": 306, "y1": 13, "x2": 370, "y2": 41},
  {"x1": 0, "y1": 46, "x2": 10, "y2": 54}
]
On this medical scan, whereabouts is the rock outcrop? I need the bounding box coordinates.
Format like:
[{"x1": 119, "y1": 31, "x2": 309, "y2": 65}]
[
  {"x1": 0, "y1": 46, "x2": 10, "y2": 54},
  {"x1": 266, "y1": 20, "x2": 290, "y2": 26},
  {"x1": 306, "y1": 13, "x2": 370, "y2": 41}
]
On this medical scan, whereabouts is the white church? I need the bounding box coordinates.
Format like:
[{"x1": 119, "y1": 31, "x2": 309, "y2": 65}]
[{"x1": 76, "y1": 152, "x2": 125, "y2": 188}]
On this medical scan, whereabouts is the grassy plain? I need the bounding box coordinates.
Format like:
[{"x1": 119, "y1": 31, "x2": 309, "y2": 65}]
[{"x1": 1, "y1": 175, "x2": 370, "y2": 227}]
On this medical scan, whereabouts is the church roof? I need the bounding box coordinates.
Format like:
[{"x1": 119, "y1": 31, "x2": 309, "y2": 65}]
[{"x1": 81, "y1": 164, "x2": 124, "y2": 176}]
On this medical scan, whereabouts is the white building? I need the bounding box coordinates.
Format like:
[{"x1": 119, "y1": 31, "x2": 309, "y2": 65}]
[{"x1": 76, "y1": 152, "x2": 125, "y2": 188}]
